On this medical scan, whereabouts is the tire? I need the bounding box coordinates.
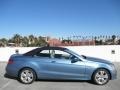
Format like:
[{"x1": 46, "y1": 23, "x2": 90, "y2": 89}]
[
  {"x1": 19, "y1": 68, "x2": 36, "y2": 84},
  {"x1": 92, "y1": 69, "x2": 110, "y2": 85}
]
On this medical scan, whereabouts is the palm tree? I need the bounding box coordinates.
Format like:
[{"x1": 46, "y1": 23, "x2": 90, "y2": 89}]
[
  {"x1": 97, "y1": 36, "x2": 100, "y2": 40},
  {"x1": 94, "y1": 36, "x2": 97, "y2": 41},
  {"x1": 12, "y1": 34, "x2": 22, "y2": 46},
  {"x1": 0, "y1": 38, "x2": 8, "y2": 47},
  {"x1": 105, "y1": 35, "x2": 108, "y2": 40},
  {"x1": 34, "y1": 37, "x2": 38, "y2": 46},
  {"x1": 102, "y1": 35, "x2": 105, "y2": 39},
  {"x1": 112, "y1": 35, "x2": 116, "y2": 44},
  {"x1": 108, "y1": 36, "x2": 111, "y2": 39},
  {"x1": 69, "y1": 36, "x2": 72, "y2": 41},
  {"x1": 61, "y1": 37, "x2": 64, "y2": 41},
  {"x1": 91, "y1": 36, "x2": 94, "y2": 40},
  {"x1": 100, "y1": 35, "x2": 102, "y2": 39},
  {"x1": 22, "y1": 36, "x2": 29, "y2": 47},
  {"x1": 37, "y1": 36, "x2": 47, "y2": 46},
  {"x1": 79, "y1": 36, "x2": 81, "y2": 39},
  {"x1": 117, "y1": 35, "x2": 119, "y2": 40},
  {"x1": 73, "y1": 36, "x2": 75, "y2": 41},
  {"x1": 28, "y1": 35, "x2": 35, "y2": 45}
]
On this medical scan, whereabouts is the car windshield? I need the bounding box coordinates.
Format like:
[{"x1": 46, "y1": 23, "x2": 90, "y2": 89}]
[{"x1": 65, "y1": 49, "x2": 83, "y2": 59}]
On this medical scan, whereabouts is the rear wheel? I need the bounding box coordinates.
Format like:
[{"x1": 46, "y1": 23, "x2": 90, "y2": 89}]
[
  {"x1": 19, "y1": 68, "x2": 36, "y2": 84},
  {"x1": 92, "y1": 69, "x2": 110, "y2": 85}
]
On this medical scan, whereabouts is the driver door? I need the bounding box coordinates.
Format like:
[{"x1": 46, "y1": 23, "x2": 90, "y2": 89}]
[{"x1": 45, "y1": 50, "x2": 86, "y2": 79}]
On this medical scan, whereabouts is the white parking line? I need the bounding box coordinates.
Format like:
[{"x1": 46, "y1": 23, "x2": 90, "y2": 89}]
[{"x1": 0, "y1": 81, "x2": 12, "y2": 90}]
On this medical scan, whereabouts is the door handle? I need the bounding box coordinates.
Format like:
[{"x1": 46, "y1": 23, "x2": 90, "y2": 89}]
[{"x1": 51, "y1": 61, "x2": 56, "y2": 63}]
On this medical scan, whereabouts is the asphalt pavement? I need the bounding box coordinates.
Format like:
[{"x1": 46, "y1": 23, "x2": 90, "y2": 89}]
[{"x1": 0, "y1": 62, "x2": 120, "y2": 90}]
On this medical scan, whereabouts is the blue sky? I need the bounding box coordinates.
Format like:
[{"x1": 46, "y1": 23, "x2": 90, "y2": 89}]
[{"x1": 0, "y1": 0, "x2": 120, "y2": 38}]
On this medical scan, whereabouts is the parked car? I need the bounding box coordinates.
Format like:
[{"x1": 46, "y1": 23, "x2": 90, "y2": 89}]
[{"x1": 6, "y1": 46, "x2": 117, "y2": 85}]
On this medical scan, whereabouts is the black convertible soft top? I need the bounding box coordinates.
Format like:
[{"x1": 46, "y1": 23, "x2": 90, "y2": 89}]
[{"x1": 23, "y1": 46, "x2": 67, "y2": 56}]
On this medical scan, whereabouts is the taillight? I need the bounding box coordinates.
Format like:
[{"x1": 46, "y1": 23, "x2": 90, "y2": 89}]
[{"x1": 8, "y1": 59, "x2": 14, "y2": 64}]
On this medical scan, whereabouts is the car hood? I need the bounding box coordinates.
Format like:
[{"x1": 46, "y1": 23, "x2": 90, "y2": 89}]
[{"x1": 84, "y1": 56, "x2": 112, "y2": 64}]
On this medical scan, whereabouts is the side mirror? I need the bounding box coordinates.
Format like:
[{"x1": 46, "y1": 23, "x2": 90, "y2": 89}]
[
  {"x1": 81, "y1": 55, "x2": 87, "y2": 59},
  {"x1": 71, "y1": 57, "x2": 79, "y2": 63}
]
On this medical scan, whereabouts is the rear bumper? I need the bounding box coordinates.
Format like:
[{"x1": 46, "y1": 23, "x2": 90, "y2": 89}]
[{"x1": 6, "y1": 64, "x2": 18, "y2": 78}]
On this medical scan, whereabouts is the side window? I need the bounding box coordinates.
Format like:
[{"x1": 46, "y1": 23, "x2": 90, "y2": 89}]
[
  {"x1": 35, "y1": 50, "x2": 50, "y2": 58},
  {"x1": 52, "y1": 50, "x2": 71, "y2": 60}
]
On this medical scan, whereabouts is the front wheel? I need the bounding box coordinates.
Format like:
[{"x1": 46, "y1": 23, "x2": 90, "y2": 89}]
[
  {"x1": 92, "y1": 69, "x2": 110, "y2": 85},
  {"x1": 19, "y1": 68, "x2": 36, "y2": 84}
]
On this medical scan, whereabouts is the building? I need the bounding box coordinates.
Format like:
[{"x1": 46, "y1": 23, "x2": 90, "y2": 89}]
[
  {"x1": 48, "y1": 38, "x2": 61, "y2": 46},
  {"x1": 48, "y1": 38, "x2": 95, "y2": 46}
]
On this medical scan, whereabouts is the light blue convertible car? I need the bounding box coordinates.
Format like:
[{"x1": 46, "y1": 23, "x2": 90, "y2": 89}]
[{"x1": 6, "y1": 46, "x2": 117, "y2": 85}]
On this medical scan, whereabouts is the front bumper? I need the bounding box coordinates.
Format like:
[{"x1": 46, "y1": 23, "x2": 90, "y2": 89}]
[{"x1": 110, "y1": 64, "x2": 117, "y2": 80}]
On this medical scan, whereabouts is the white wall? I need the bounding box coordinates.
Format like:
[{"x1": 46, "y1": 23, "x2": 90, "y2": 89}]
[
  {"x1": 0, "y1": 45, "x2": 120, "y2": 62},
  {"x1": 66, "y1": 45, "x2": 120, "y2": 62},
  {"x1": 0, "y1": 47, "x2": 36, "y2": 62}
]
